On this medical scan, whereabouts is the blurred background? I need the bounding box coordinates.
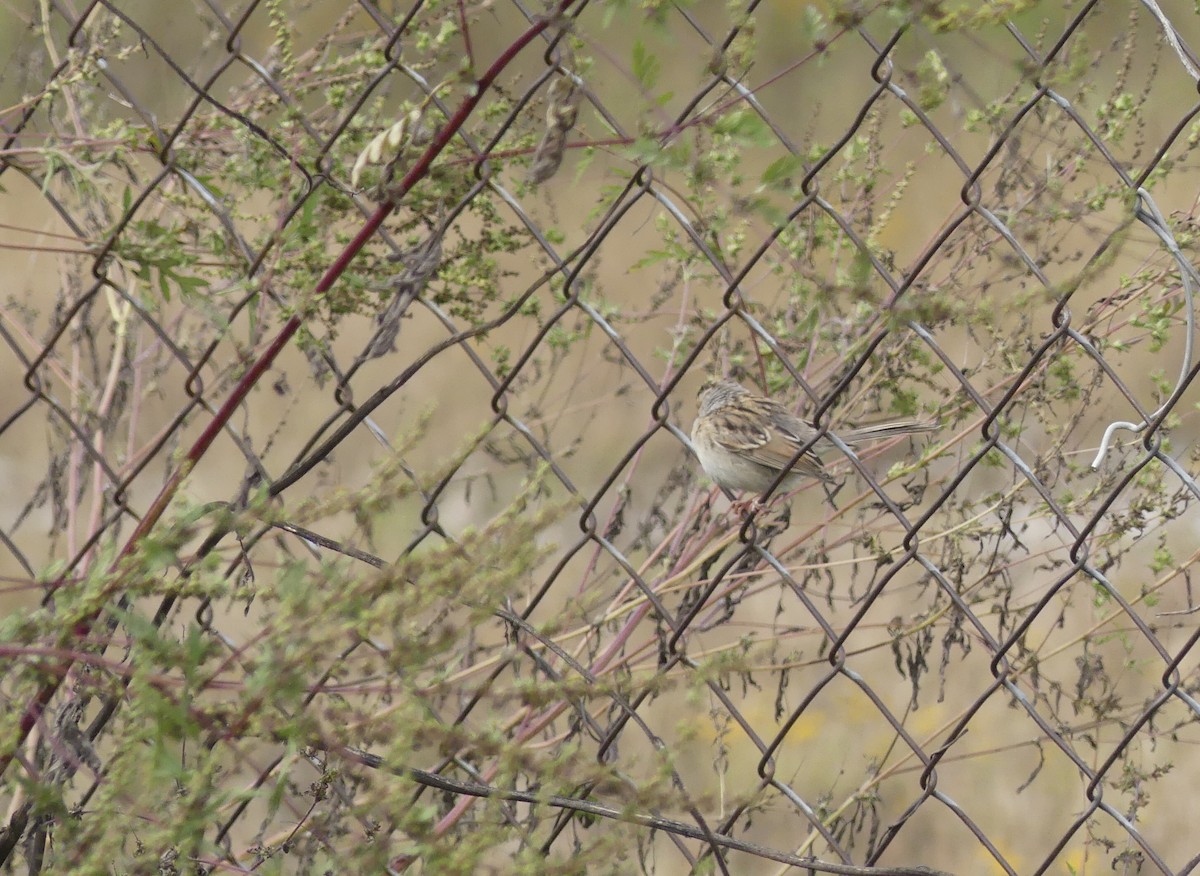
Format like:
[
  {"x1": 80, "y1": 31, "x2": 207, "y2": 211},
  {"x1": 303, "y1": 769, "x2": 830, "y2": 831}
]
[{"x1": 3, "y1": 0, "x2": 1200, "y2": 873}]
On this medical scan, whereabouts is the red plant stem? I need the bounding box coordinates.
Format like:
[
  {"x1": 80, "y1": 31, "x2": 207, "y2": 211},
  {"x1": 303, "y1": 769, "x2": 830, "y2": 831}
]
[
  {"x1": 457, "y1": 0, "x2": 476, "y2": 74},
  {"x1": 0, "y1": 0, "x2": 574, "y2": 781}
]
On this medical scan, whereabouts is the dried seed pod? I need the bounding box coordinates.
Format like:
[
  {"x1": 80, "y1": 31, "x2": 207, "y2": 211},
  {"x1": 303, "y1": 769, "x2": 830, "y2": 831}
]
[
  {"x1": 365, "y1": 235, "x2": 444, "y2": 360},
  {"x1": 529, "y1": 73, "x2": 581, "y2": 185},
  {"x1": 351, "y1": 107, "x2": 430, "y2": 190}
]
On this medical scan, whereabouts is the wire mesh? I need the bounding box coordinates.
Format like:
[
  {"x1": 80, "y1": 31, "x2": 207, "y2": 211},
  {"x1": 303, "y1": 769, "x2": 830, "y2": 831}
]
[{"x1": 3, "y1": 0, "x2": 1200, "y2": 873}]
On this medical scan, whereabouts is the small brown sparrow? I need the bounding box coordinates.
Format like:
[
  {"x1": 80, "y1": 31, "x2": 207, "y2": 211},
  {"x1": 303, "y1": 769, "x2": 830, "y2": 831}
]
[{"x1": 691, "y1": 380, "x2": 936, "y2": 495}]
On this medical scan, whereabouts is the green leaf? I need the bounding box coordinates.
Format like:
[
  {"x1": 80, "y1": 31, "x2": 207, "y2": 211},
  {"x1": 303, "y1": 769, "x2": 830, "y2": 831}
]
[
  {"x1": 632, "y1": 40, "x2": 660, "y2": 90},
  {"x1": 761, "y1": 154, "x2": 802, "y2": 185},
  {"x1": 713, "y1": 109, "x2": 774, "y2": 147},
  {"x1": 802, "y1": 5, "x2": 828, "y2": 44},
  {"x1": 624, "y1": 135, "x2": 664, "y2": 166}
]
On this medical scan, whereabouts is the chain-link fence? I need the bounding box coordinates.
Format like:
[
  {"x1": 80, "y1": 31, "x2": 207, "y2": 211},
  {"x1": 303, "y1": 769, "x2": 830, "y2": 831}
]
[{"x1": 4, "y1": 1, "x2": 1200, "y2": 873}]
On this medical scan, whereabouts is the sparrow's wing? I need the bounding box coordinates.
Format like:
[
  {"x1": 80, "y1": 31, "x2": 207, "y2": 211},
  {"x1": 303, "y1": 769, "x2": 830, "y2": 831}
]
[{"x1": 708, "y1": 403, "x2": 828, "y2": 480}]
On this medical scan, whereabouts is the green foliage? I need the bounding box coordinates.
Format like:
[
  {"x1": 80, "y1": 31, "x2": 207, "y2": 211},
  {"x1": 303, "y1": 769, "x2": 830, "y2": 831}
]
[
  {"x1": 631, "y1": 40, "x2": 661, "y2": 90},
  {"x1": 7, "y1": 1, "x2": 1200, "y2": 873}
]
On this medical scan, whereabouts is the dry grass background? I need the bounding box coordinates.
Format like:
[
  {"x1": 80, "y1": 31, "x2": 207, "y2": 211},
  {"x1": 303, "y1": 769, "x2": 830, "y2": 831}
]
[{"x1": 3, "y1": 1, "x2": 1200, "y2": 874}]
